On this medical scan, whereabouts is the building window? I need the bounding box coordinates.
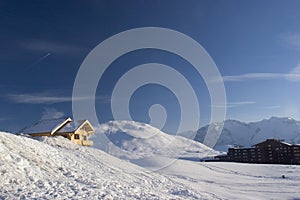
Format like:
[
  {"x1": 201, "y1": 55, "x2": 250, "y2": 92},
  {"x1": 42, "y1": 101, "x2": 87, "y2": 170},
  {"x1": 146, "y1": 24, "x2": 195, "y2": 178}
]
[{"x1": 74, "y1": 134, "x2": 80, "y2": 140}]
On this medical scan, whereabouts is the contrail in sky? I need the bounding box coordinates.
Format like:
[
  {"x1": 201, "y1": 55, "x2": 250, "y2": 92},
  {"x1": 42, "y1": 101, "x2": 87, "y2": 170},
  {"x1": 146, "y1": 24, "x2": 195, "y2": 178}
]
[{"x1": 26, "y1": 53, "x2": 51, "y2": 70}]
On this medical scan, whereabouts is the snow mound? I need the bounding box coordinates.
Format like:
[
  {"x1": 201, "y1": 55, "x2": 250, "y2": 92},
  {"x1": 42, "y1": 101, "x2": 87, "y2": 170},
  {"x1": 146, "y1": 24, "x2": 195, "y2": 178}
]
[
  {"x1": 0, "y1": 131, "x2": 210, "y2": 199},
  {"x1": 93, "y1": 121, "x2": 218, "y2": 168}
]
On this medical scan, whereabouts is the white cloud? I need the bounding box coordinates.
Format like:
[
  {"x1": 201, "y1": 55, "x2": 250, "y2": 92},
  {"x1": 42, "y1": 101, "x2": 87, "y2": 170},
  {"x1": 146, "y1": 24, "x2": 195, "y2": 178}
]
[
  {"x1": 21, "y1": 40, "x2": 86, "y2": 55},
  {"x1": 222, "y1": 73, "x2": 282, "y2": 82},
  {"x1": 285, "y1": 64, "x2": 300, "y2": 81},
  {"x1": 8, "y1": 93, "x2": 110, "y2": 104},
  {"x1": 8, "y1": 93, "x2": 75, "y2": 104},
  {"x1": 222, "y1": 65, "x2": 300, "y2": 82},
  {"x1": 210, "y1": 101, "x2": 256, "y2": 108},
  {"x1": 263, "y1": 105, "x2": 281, "y2": 109},
  {"x1": 41, "y1": 108, "x2": 65, "y2": 120}
]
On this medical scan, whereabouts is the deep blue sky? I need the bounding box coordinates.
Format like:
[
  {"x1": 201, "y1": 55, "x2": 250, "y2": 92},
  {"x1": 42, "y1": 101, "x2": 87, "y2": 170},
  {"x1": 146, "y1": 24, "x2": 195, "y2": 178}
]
[{"x1": 1, "y1": 0, "x2": 300, "y2": 133}]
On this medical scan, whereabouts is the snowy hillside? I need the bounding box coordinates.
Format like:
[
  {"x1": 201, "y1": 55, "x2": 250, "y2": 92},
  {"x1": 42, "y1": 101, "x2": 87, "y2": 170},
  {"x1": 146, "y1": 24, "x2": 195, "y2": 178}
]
[
  {"x1": 93, "y1": 121, "x2": 218, "y2": 169},
  {"x1": 196, "y1": 117, "x2": 300, "y2": 151},
  {"x1": 1, "y1": 130, "x2": 300, "y2": 199},
  {"x1": 0, "y1": 131, "x2": 210, "y2": 199}
]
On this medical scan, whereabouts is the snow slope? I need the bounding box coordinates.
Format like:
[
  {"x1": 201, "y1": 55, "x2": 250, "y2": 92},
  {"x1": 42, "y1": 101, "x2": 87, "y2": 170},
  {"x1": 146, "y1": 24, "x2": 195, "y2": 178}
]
[
  {"x1": 94, "y1": 121, "x2": 300, "y2": 199},
  {"x1": 158, "y1": 160, "x2": 300, "y2": 200},
  {"x1": 1, "y1": 129, "x2": 300, "y2": 199},
  {"x1": 196, "y1": 117, "x2": 300, "y2": 151},
  {"x1": 91, "y1": 121, "x2": 300, "y2": 199},
  {"x1": 0, "y1": 131, "x2": 212, "y2": 199},
  {"x1": 93, "y1": 121, "x2": 218, "y2": 170}
]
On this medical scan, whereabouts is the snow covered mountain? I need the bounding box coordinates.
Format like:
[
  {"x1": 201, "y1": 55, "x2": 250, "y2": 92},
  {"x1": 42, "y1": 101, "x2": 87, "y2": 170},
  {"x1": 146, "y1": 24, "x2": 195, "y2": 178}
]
[
  {"x1": 196, "y1": 117, "x2": 300, "y2": 151},
  {"x1": 92, "y1": 121, "x2": 218, "y2": 170}
]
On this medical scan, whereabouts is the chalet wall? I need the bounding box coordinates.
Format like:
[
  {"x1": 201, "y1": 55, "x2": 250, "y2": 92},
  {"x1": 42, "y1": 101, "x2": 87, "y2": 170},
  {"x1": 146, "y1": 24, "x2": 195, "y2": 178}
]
[{"x1": 69, "y1": 129, "x2": 93, "y2": 146}]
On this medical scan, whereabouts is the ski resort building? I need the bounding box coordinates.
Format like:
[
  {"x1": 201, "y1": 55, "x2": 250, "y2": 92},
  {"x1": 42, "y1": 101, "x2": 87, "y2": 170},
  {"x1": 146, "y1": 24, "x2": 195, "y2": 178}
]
[
  {"x1": 18, "y1": 117, "x2": 95, "y2": 146},
  {"x1": 215, "y1": 139, "x2": 300, "y2": 164}
]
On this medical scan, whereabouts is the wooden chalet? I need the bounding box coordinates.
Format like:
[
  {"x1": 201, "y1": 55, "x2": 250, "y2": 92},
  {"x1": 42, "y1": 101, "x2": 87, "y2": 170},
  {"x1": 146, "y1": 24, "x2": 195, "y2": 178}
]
[{"x1": 19, "y1": 117, "x2": 95, "y2": 146}]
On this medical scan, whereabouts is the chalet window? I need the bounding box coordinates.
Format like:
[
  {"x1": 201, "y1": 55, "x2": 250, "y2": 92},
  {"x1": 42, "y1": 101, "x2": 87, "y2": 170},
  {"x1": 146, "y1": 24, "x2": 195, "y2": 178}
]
[
  {"x1": 82, "y1": 136, "x2": 87, "y2": 140},
  {"x1": 74, "y1": 134, "x2": 80, "y2": 140}
]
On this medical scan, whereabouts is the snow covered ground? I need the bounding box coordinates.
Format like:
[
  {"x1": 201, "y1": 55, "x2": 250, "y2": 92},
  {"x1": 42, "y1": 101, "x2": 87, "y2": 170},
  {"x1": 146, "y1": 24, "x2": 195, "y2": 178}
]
[
  {"x1": 94, "y1": 121, "x2": 300, "y2": 199},
  {"x1": 1, "y1": 122, "x2": 300, "y2": 199},
  {"x1": 150, "y1": 160, "x2": 300, "y2": 199},
  {"x1": 0, "y1": 131, "x2": 211, "y2": 199}
]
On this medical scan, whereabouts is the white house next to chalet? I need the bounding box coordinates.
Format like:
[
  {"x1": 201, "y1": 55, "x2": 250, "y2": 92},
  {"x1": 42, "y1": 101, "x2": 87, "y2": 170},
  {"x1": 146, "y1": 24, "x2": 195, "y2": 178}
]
[{"x1": 18, "y1": 117, "x2": 95, "y2": 146}]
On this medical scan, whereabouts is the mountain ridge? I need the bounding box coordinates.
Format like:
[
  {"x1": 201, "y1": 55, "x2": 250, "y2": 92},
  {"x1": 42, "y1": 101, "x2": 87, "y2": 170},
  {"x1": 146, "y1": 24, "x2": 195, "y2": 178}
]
[{"x1": 196, "y1": 116, "x2": 300, "y2": 151}]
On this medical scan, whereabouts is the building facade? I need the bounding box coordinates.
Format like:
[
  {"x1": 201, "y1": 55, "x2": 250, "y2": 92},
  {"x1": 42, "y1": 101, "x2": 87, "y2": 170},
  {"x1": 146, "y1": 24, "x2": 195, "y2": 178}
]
[{"x1": 215, "y1": 139, "x2": 300, "y2": 164}]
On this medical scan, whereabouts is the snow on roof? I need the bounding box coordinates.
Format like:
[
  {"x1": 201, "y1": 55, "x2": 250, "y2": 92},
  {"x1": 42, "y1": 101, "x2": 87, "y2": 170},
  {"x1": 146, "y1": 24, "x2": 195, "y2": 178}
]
[
  {"x1": 19, "y1": 118, "x2": 71, "y2": 135},
  {"x1": 254, "y1": 139, "x2": 293, "y2": 146},
  {"x1": 57, "y1": 120, "x2": 86, "y2": 133},
  {"x1": 281, "y1": 141, "x2": 293, "y2": 146}
]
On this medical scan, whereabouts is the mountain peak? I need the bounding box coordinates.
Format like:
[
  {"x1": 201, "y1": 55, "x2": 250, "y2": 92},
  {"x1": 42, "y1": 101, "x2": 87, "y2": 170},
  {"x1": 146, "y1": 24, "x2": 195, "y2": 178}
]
[{"x1": 196, "y1": 117, "x2": 300, "y2": 150}]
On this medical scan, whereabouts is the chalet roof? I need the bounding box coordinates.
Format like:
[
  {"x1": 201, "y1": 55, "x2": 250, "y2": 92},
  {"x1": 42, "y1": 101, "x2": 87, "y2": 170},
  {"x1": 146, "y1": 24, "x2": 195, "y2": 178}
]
[
  {"x1": 57, "y1": 120, "x2": 94, "y2": 133},
  {"x1": 19, "y1": 117, "x2": 95, "y2": 135},
  {"x1": 19, "y1": 117, "x2": 72, "y2": 135}
]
